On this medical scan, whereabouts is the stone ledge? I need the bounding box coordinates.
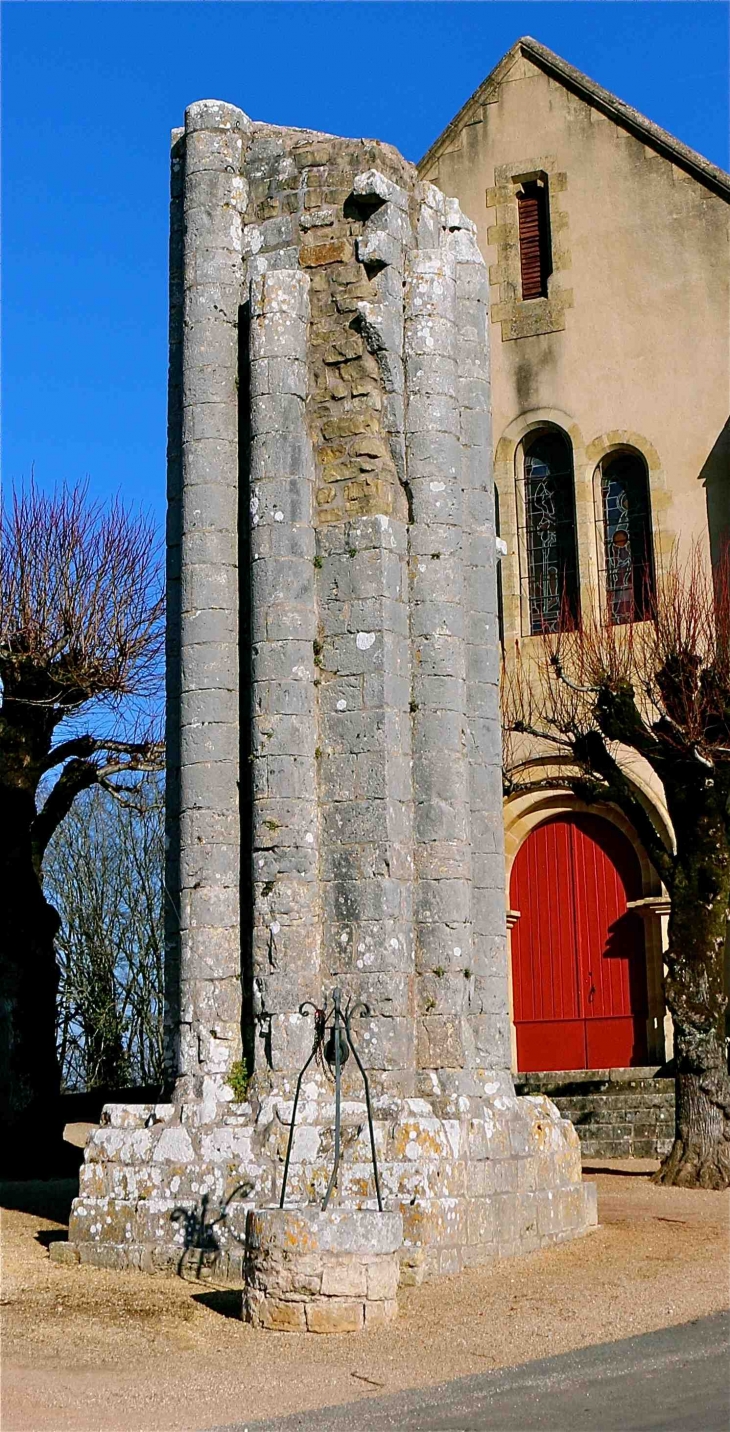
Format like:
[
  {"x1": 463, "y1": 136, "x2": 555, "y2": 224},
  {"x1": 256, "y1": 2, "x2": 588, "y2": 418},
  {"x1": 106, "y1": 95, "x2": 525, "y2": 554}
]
[{"x1": 57, "y1": 1090, "x2": 598, "y2": 1285}]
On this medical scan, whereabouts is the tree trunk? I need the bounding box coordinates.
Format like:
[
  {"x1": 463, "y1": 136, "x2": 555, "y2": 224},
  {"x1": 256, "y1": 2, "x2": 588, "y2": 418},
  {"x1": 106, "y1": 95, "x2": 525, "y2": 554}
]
[
  {"x1": 654, "y1": 806, "x2": 730, "y2": 1190},
  {"x1": 654, "y1": 1046, "x2": 730, "y2": 1189},
  {"x1": 0, "y1": 785, "x2": 64, "y2": 1176}
]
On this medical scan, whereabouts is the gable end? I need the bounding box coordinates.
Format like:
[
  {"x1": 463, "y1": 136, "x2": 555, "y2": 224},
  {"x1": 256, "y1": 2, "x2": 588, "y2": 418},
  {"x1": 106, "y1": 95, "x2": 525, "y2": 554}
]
[{"x1": 419, "y1": 36, "x2": 730, "y2": 203}]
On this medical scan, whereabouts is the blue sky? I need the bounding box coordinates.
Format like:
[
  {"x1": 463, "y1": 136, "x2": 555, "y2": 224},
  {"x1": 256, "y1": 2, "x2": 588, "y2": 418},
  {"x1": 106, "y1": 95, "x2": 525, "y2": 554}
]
[{"x1": 4, "y1": 2, "x2": 728, "y2": 531}]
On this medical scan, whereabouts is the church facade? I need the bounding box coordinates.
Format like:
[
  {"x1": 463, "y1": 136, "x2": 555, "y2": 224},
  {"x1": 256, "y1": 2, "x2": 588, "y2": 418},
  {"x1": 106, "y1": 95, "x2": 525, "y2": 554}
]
[{"x1": 420, "y1": 37, "x2": 730, "y2": 1079}]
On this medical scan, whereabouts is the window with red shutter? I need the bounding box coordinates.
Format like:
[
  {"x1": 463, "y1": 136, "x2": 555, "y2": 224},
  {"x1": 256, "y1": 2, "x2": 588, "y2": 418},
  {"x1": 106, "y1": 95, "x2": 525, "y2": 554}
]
[{"x1": 517, "y1": 179, "x2": 551, "y2": 301}]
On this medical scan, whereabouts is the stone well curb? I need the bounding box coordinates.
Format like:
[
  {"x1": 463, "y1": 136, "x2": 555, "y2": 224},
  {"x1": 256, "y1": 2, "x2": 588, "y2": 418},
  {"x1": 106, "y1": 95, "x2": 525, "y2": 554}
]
[{"x1": 244, "y1": 1207, "x2": 403, "y2": 1332}]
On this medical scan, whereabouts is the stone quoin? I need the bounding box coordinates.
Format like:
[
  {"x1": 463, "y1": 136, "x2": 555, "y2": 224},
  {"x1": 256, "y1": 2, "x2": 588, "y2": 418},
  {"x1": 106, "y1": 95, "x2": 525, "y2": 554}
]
[{"x1": 56, "y1": 99, "x2": 596, "y2": 1307}]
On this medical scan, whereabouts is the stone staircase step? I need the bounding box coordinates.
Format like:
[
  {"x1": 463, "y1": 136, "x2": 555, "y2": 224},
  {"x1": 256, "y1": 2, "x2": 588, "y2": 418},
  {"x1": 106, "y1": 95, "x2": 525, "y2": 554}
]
[{"x1": 516, "y1": 1068, "x2": 676, "y2": 1159}]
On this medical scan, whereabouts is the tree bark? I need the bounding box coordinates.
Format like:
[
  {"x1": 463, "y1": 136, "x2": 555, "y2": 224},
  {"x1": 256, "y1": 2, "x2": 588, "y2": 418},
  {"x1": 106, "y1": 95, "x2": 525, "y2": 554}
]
[
  {"x1": 0, "y1": 785, "x2": 64, "y2": 1175},
  {"x1": 653, "y1": 1048, "x2": 730, "y2": 1189},
  {"x1": 653, "y1": 794, "x2": 730, "y2": 1190}
]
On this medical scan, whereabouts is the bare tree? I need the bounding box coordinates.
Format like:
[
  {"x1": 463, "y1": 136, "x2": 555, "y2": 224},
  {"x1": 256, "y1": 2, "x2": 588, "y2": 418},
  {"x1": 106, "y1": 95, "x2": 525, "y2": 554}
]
[
  {"x1": 502, "y1": 550, "x2": 730, "y2": 1190},
  {"x1": 0, "y1": 481, "x2": 164, "y2": 1172},
  {"x1": 47, "y1": 779, "x2": 165, "y2": 1094}
]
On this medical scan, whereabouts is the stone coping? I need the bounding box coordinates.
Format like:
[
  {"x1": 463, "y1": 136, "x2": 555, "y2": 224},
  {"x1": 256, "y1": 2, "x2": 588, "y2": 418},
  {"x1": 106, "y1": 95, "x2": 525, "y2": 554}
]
[{"x1": 249, "y1": 1206, "x2": 403, "y2": 1255}]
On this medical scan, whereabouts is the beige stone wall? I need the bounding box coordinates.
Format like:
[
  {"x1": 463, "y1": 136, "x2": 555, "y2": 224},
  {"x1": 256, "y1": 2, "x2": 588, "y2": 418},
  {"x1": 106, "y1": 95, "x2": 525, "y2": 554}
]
[
  {"x1": 421, "y1": 51, "x2": 730, "y2": 1069},
  {"x1": 420, "y1": 51, "x2": 730, "y2": 639}
]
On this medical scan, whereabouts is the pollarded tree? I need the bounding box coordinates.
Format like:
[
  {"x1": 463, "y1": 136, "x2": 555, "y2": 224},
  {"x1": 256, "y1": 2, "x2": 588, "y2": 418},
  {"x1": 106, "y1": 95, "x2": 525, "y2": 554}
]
[
  {"x1": 0, "y1": 482, "x2": 163, "y2": 1172},
  {"x1": 502, "y1": 550, "x2": 730, "y2": 1189}
]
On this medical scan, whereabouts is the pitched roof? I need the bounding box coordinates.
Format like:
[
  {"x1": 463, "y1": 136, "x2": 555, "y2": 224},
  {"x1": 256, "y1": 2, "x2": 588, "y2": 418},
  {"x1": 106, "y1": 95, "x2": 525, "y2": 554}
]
[{"x1": 419, "y1": 36, "x2": 730, "y2": 202}]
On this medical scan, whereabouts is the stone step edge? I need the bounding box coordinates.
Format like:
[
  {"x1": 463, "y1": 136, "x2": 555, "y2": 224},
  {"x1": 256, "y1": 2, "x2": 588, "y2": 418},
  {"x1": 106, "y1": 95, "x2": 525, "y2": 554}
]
[
  {"x1": 517, "y1": 1079, "x2": 675, "y2": 1098},
  {"x1": 518, "y1": 1067, "x2": 664, "y2": 1084}
]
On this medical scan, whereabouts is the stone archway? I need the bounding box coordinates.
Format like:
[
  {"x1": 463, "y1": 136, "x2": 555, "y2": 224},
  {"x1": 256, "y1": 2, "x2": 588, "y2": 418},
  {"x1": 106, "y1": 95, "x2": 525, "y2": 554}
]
[
  {"x1": 504, "y1": 788, "x2": 670, "y2": 1071},
  {"x1": 509, "y1": 812, "x2": 649, "y2": 1073}
]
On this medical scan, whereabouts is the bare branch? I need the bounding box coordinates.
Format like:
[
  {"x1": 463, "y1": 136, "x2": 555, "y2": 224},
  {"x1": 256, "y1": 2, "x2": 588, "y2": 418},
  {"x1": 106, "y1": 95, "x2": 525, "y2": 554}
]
[
  {"x1": 31, "y1": 739, "x2": 164, "y2": 868},
  {"x1": 48, "y1": 781, "x2": 165, "y2": 1091},
  {"x1": 41, "y1": 736, "x2": 163, "y2": 773},
  {"x1": 0, "y1": 479, "x2": 164, "y2": 716},
  {"x1": 31, "y1": 759, "x2": 99, "y2": 869},
  {"x1": 40, "y1": 735, "x2": 99, "y2": 772},
  {"x1": 549, "y1": 653, "x2": 596, "y2": 695},
  {"x1": 573, "y1": 730, "x2": 675, "y2": 885}
]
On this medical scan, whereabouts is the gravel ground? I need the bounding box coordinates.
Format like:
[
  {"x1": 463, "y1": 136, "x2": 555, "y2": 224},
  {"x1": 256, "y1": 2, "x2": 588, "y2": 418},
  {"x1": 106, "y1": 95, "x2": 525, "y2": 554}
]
[{"x1": 1, "y1": 1161, "x2": 728, "y2": 1432}]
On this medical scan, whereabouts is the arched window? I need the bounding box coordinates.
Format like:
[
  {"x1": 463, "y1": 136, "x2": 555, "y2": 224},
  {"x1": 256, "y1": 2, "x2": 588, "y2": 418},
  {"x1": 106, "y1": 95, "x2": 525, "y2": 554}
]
[
  {"x1": 524, "y1": 429, "x2": 579, "y2": 634},
  {"x1": 601, "y1": 451, "x2": 654, "y2": 623}
]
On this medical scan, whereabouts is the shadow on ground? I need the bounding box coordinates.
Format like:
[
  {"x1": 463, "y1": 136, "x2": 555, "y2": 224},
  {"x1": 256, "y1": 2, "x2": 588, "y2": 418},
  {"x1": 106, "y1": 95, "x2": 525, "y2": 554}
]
[
  {"x1": 35, "y1": 1227, "x2": 71, "y2": 1249},
  {"x1": 0, "y1": 1177, "x2": 78, "y2": 1225},
  {"x1": 191, "y1": 1289, "x2": 244, "y2": 1320},
  {"x1": 582, "y1": 1165, "x2": 652, "y2": 1179}
]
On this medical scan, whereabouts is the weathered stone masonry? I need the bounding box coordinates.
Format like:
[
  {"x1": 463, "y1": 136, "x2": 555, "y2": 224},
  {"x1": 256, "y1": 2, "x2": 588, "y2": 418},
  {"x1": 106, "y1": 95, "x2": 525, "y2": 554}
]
[{"x1": 57, "y1": 101, "x2": 596, "y2": 1289}]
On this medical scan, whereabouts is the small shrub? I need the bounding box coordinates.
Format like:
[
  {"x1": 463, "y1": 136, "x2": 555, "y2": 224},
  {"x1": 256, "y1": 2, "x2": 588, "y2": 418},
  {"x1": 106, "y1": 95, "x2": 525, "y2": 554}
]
[{"x1": 226, "y1": 1060, "x2": 251, "y2": 1103}]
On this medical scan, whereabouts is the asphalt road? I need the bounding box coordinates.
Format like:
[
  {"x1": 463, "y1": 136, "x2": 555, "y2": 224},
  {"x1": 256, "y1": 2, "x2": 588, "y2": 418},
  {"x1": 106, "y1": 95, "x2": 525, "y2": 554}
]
[{"x1": 207, "y1": 1312, "x2": 730, "y2": 1432}]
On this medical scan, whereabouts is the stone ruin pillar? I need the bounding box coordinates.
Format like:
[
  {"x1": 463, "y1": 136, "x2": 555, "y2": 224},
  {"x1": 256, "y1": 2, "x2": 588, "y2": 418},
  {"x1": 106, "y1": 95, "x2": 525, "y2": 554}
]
[{"x1": 58, "y1": 101, "x2": 596, "y2": 1287}]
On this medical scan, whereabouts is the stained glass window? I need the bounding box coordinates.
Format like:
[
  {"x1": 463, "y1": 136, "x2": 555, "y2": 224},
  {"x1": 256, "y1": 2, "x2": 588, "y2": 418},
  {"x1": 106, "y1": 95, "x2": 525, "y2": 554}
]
[
  {"x1": 524, "y1": 431, "x2": 580, "y2": 634},
  {"x1": 601, "y1": 452, "x2": 654, "y2": 624}
]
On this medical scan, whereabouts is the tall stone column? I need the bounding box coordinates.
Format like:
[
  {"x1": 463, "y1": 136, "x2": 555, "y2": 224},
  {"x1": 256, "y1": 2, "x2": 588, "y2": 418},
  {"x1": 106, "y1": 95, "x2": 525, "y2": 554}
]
[
  {"x1": 163, "y1": 126, "x2": 185, "y2": 1082},
  {"x1": 453, "y1": 212, "x2": 512, "y2": 1083},
  {"x1": 247, "y1": 267, "x2": 322, "y2": 1088},
  {"x1": 318, "y1": 512, "x2": 415, "y2": 1100},
  {"x1": 316, "y1": 168, "x2": 416, "y2": 1101},
  {"x1": 405, "y1": 233, "x2": 475, "y2": 1099},
  {"x1": 175, "y1": 100, "x2": 250, "y2": 1098}
]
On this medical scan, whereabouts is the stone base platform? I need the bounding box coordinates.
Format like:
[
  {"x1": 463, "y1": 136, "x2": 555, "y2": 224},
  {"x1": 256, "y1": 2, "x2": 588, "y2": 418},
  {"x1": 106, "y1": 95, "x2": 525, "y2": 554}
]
[
  {"x1": 52, "y1": 1083, "x2": 597, "y2": 1284},
  {"x1": 244, "y1": 1207, "x2": 401, "y2": 1332}
]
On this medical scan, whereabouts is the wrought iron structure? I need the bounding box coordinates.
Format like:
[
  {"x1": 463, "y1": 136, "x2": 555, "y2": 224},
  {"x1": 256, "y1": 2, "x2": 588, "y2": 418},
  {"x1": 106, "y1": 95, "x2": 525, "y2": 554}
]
[{"x1": 279, "y1": 988, "x2": 384, "y2": 1213}]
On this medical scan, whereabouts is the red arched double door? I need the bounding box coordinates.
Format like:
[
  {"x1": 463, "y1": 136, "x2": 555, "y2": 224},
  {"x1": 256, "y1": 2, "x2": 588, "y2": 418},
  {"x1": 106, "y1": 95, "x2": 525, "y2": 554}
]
[{"x1": 510, "y1": 814, "x2": 648, "y2": 1072}]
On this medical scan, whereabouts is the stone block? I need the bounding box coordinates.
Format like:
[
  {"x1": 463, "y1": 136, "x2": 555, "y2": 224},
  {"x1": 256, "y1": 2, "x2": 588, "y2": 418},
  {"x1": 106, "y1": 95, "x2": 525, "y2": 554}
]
[
  {"x1": 305, "y1": 1299, "x2": 364, "y2": 1334},
  {"x1": 353, "y1": 169, "x2": 409, "y2": 212},
  {"x1": 49, "y1": 1242, "x2": 80, "y2": 1267},
  {"x1": 255, "y1": 1297, "x2": 307, "y2": 1331},
  {"x1": 365, "y1": 1258, "x2": 400, "y2": 1301},
  {"x1": 100, "y1": 1104, "x2": 156, "y2": 1130},
  {"x1": 151, "y1": 1126, "x2": 196, "y2": 1163},
  {"x1": 78, "y1": 1244, "x2": 130, "y2": 1271},
  {"x1": 321, "y1": 1260, "x2": 367, "y2": 1298}
]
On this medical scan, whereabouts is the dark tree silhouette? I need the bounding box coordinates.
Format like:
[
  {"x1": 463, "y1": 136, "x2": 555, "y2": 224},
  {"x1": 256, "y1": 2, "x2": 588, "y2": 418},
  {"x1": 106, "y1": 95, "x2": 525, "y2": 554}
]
[
  {"x1": 503, "y1": 550, "x2": 730, "y2": 1189},
  {"x1": 0, "y1": 482, "x2": 163, "y2": 1172}
]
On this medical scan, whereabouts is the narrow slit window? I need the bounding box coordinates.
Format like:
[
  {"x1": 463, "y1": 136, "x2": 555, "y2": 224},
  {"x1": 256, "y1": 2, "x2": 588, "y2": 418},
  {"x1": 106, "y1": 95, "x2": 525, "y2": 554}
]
[
  {"x1": 495, "y1": 484, "x2": 505, "y2": 650},
  {"x1": 601, "y1": 452, "x2": 655, "y2": 624},
  {"x1": 517, "y1": 179, "x2": 552, "y2": 301},
  {"x1": 524, "y1": 429, "x2": 579, "y2": 634}
]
